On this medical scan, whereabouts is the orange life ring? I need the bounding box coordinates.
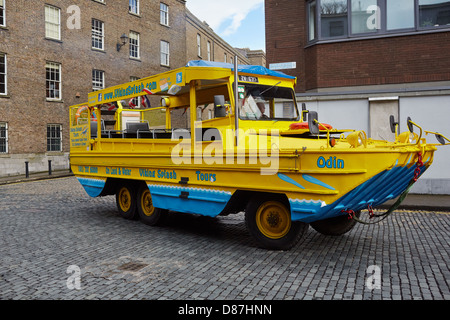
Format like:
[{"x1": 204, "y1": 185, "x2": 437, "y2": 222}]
[{"x1": 75, "y1": 106, "x2": 97, "y2": 122}]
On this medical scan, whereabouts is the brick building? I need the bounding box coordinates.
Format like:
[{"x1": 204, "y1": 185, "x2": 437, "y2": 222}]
[
  {"x1": 0, "y1": 0, "x2": 254, "y2": 177},
  {"x1": 266, "y1": 0, "x2": 450, "y2": 194}
]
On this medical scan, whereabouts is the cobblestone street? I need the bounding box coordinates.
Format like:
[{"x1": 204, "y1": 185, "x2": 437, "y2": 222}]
[{"x1": 0, "y1": 177, "x2": 449, "y2": 301}]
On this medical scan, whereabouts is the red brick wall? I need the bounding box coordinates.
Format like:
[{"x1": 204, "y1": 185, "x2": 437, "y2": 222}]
[
  {"x1": 265, "y1": 0, "x2": 450, "y2": 92},
  {"x1": 265, "y1": 0, "x2": 306, "y2": 91},
  {"x1": 309, "y1": 32, "x2": 450, "y2": 91}
]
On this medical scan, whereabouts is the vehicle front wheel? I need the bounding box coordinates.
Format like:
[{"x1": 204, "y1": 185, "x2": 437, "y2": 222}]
[{"x1": 245, "y1": 196, "x2": 308, "y2": 250}]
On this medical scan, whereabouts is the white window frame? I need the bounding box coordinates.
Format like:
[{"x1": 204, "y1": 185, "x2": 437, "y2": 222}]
[
  {"x1": 207, "y1": 41, "x2": 211, "y2": 61},
  {"x1": 129, "y1": 0, "x2": 139, "y2": 15},
  {"x1": 46, "y1": 61, "x2": 61, "y2": 100},
  {"x1": 160, "y1": 3, "x2": 169, "y2": 26},
  {"x1": 0, "y1": 122, "x2": 8, "y2": 154},
  {"x1": 92, "y1": 19, "x2": 104, "y2": 50},
  {"x1": 92, "y1": 69, "x2": 105, "y2": 91},
  {"x1": 129, "y1": 31, "x2": 140, "y2": 59},
  {"x1": 197, "y1": 34, "x2": 201, "y2": 57},
  {"x1": 0, "y1": 53, "x2": 6, "y2": 95},
  {"x1": 160, "y1": 40, "x2": 170, "y2": 66},
  {"x1": 47, "y1": 124, "x2": 62, "y2": 152},
  {"x1": 45, "y1": 5, "x2": 61, "y2": 40},
  {"x1": 0, "y1": 0, "x2": 6, "y2": 27}
]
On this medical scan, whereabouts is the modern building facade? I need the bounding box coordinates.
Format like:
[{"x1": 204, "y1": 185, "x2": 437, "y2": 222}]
[
  {"x1": 266, "y1": 0, "x2": 450, "y2": 194},
  {"x1": 0, "y1": 0, "x2": 255, "y2": 177}
]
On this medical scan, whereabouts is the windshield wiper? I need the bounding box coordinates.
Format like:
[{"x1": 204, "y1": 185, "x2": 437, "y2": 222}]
[{"x1": 260, "y1": 81, "x2": 281, "y2": 96}]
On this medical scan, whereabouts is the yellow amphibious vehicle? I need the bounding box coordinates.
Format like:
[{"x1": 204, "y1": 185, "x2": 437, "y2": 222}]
[{"x1": 70, "y1": 60, "x2": 449, "y2": 250}]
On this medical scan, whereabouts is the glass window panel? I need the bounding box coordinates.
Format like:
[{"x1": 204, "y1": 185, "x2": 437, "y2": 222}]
[
  {"x1": 45, "y1": 5, "x2": 60, "y2": 40},
  {"x1": 419, "y1": 0, "x2": 450, "y2": 27},
  {"x1": 351, "y1": 0, "x2": 378, "y2": 34},
  {"x1": 308, "y1": 1, "x2": 317, "y2": 41},
  {"x1": 160, "y1": 3, "x2": 169, "y2": 25},
  {"x1": 92, "y1": 19, "x2": 104, "y2": 50},
  {"x1": 321, "y1": 0, "x2": 348, "y2": 38},
  {"x1": 0, "y1": 0, "x2": 5, "y2": 26},
  {"x1": 387, "y1": 0, "x2": 415, "y2": 30}
]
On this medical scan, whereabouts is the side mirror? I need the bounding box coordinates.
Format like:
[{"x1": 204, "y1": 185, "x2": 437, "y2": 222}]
[
  {"x1": 389, "y1": 115, "x2": 398, "y2": 134},
  {"x1": 214, "y1": 95, "x2": 226, "y2": 117},
  {"x1": 308, "y1": 111, "x2": 319, "y2": 135},
  {"x1": 407, "y1": 116, "x2": 414, "y2": 133}
]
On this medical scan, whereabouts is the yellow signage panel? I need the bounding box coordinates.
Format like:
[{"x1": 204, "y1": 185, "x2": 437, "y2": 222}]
[{"x1": 88, "y1": 69, "x2": 185, "y2": 106}]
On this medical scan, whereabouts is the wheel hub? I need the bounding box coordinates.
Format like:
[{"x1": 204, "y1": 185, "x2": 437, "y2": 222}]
[{"x1": 256, "y1": 201, "x2": 291, "y2": 239}]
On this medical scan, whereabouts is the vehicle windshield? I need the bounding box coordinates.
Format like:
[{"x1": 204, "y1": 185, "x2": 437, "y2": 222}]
[{"x1": 237, "y1": 83, "x2": 299, "y2": 121}]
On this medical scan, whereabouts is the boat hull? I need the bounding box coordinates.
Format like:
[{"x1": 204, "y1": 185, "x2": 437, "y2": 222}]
[{"x1": 71, "y1": 142, "x2": 435, "y2": 224}]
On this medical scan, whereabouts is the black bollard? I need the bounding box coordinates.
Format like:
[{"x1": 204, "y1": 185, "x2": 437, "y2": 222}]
[
  {"x1": 25, "y1": 161, "x2": 29, "y2": 178},
  {"x1": 48, "y1": 160, "x2": 52, "y2": 176}
]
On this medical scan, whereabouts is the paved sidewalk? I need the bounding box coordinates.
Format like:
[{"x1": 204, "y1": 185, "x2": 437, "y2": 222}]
[
  {"x1": 0, "y1": 170, "x2": 74, "y2": 185},
  {"x1": 0, "y1": 176, "x2": 448, "y2": 302}
]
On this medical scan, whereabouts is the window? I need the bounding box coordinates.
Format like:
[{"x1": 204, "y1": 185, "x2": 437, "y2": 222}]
[
  {"x1": 160, "y1": 40, "x2": 170, "y2": 66},
  {"x1": 320, "y1": 0, "x2": 348, "y2": 38},
  {"x1": 0, "y1": 122, "x2": 7, "y2": 153},
  {"x1": 224, "y1": 52, "x2": 227, "y2": 63},
  {"x1": 160, "y1": 3, "x2": 169, "y2": 26},
  {"x1": 351, "y1": 0, "x2": 378, "y2": 34},
  {"x1": 0, "y1": 0, "x2": 5, "y2": 27},
  {"x1": 197, "y1": 34, "x2": 201, "y2": 57},
  {"x1": 308, "y1": 1, "x2": 317, "y2": 40},
  {"x1": 45, "y1": 5, "x2": 61, "y2": 40},
  {"x1": 92, "y1": 70, "x2": 104, "y2": 91},
  {"x1": 47, "y1": 124, "x2": 62, "y2": 152},
  {"x1": 46, "y1": 62, "x2": 61, "y2": 100},
  {"x1": 207, "y1": 41, "x2": 211, "y2": 61},
  {"x1": 0, "y1": 53, "x2": 6, "y2": 95},
  {"x1": 387, "y1": 0, "x2": 415, "y2": 30},
  {"x1": 92, "y1": 19, "x2": 104, "y2": 50},
  {"x1": 129, "y1": 31, "x2": 140, "y2": 59},
  {"x1": 308, "y1": 0, "x2": 450, "y2": 43},
  {"x1": 129, "y1": 0, "x2": 139, "y2": 15},
  {"x1": 419, "y1": 0, "x2": 450, "y2": 28}
]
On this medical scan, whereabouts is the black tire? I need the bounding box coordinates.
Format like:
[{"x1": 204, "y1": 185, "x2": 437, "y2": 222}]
[
  {"x1": 310, "y1": 211, "x2": 360, "y2": 236},
  {"x1": 136, "y1": 185, "x2": 167, "y2": 226},
  {"x1": 115, "y1": 183, "x2": 138, "y2": 220},
  {"x1": 245, "y1": 195, "x2": 308, "y2": 250}
]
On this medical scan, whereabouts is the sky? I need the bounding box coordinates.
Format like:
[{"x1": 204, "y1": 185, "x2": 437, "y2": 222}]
[{"x1": 185, "y1": 0, "x2": 266, "y2": 51}]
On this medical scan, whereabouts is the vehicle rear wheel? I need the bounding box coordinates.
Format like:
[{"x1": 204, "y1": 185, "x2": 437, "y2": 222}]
[
  {"x1": 116, "y1": 183, "x2": 138, "y2": 220},
  {"x1": 310, "y1": 211, "x2": 360, "y2": 236},
  {"x1": 137, "y1": 185, "x2": 167, "y2": 226},
  {"x1": 245, "y1": 196, "x2": 308, "y2": 250}
]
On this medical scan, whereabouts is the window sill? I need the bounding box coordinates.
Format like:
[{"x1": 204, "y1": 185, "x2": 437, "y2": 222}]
[
  {"x1": 92, "y1": 47, "x2": 106, "y2": 53},
  {"x1": 45, "y1": 37, "x2": 63, "y2": 43},
  {"x1": 129, "y1": 12, "x2": 141, "y2": 18},
  {"x1": 130, "y1": 57, "x2": 141, "y2": 62},
  {"x1": 305, "y1": 28, "x2": 450, "y2": 48},
  {"x1": 0, "y1": 94, "x2": 10, "y2": 99},
  {"x1": 46, "y1": 99, "x2": 64, "y2": 103}
]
